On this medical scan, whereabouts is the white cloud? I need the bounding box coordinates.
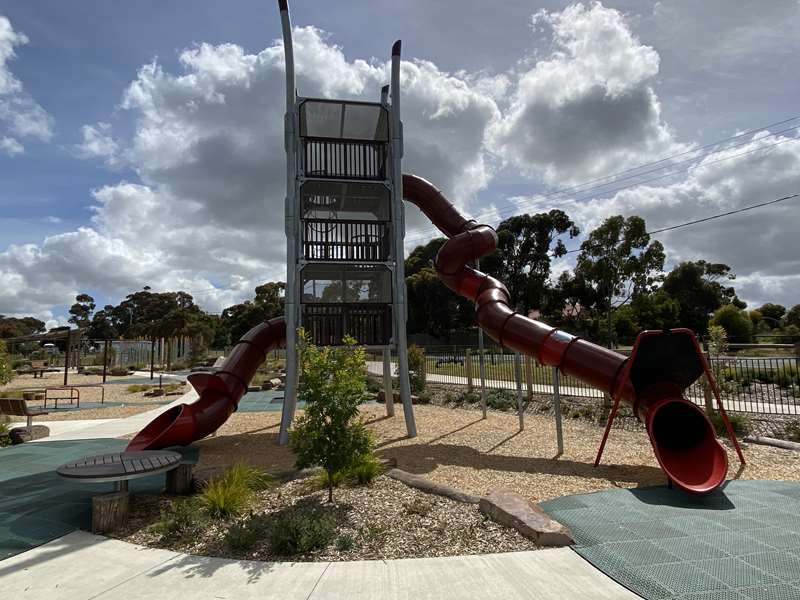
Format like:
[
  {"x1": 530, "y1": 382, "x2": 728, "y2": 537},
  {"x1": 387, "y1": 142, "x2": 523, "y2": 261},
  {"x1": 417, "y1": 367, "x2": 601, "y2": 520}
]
[
  {"x1": 488, "y1": 2, "x2": 687, "y2": 185},
  {"x1": 0, "y1": 134, "x2": 22, "y2": 155},
  {"x1": 0, "y1": 15, "x2": 53, "y2": 154},
  {"x1": 74, "y1": 121, "x2": 120, "y2": 166},
  {"x1": 0, "y1": 26, "x2": 498, "y2": 317}
]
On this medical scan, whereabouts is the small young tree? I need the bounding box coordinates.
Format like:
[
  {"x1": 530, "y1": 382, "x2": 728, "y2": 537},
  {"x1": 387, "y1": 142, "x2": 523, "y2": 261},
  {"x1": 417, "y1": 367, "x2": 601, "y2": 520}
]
[
  {"x1": 290, "y1": 329, "x2": 372, "y2": 503},
  {"x1": 0, "y1": 340, "x2": 13, "y2": 385},
  {"x1": 407, "y1": 344, "x2": 427, "y2": 393}
]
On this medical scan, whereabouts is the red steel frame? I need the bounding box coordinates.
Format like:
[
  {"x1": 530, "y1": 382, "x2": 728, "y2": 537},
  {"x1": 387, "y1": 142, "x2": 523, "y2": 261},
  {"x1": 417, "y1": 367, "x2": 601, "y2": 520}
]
[{"x1": 594, "y1": 328, "x2": 746, "y2": 468}]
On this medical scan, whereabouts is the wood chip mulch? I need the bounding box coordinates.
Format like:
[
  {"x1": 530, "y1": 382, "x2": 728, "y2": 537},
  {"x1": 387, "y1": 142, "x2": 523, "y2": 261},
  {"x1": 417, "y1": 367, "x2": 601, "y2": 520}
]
[{"x1": 117, "y1": 474, "x2": 538, "y2": 562}]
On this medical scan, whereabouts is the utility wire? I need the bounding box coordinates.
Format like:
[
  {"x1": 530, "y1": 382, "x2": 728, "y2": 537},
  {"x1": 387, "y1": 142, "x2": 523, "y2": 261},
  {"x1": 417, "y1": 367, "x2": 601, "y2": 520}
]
[
  {"x1": 564, "y1": 192, "x2": 800, "y2": 255},
  {"x1": 403, "y1": 121, "x2": 800, "y2": 245}
]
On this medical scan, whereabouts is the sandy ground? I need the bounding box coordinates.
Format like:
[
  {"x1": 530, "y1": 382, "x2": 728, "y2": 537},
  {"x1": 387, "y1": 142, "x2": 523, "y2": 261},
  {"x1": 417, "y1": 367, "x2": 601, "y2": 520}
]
[
  {"x1": 193, "y1": 404, "x2": 800, "y2": 503},
  {"x1": 0, "y1": 372, "x2": 186, "y2": 421}
]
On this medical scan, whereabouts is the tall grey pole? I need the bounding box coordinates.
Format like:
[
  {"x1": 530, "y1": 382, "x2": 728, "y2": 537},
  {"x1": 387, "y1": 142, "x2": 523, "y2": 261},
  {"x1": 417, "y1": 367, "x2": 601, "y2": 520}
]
[
  {"x1": 476, "y1": 258, "x2": 487, "y2": 418},
  {"x1": 514, "y1": 351, "x2": 524, "y2": 430},
  {"x1": 278, "y1": 0, "x2": 299, "y2": 445},
  {"x1": 389, "y1": 40, "x2": 417, "y2": 438},
  {"x1": 382, "y1": 347, "x2": 395, "y2": 417},
  {"x1": 552, "y1": 366, "x2": 564, "y2": 455}
]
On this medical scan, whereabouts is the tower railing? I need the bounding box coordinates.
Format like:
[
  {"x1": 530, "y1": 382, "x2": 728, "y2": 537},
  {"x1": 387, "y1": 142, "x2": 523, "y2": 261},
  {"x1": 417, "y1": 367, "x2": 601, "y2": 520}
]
[
  {"x1": 302, "y1": 137, "x2": 387, "y2": 180},
  {"x1": 302, "y1": 302, "x2": 392, "y2": 345},
  {"x1": 301, "y1": 219, "x2": 391, "y2": 261}
]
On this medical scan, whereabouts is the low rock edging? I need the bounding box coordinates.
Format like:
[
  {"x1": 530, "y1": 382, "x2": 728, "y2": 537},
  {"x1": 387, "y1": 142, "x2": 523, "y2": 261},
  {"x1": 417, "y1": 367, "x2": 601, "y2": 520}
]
[
  {"x1": 479, "y1": 488, "x2": 573, "y2": 547},
  {"x1": 386, "y1": 468, "x2": 481, "y2": 504}
]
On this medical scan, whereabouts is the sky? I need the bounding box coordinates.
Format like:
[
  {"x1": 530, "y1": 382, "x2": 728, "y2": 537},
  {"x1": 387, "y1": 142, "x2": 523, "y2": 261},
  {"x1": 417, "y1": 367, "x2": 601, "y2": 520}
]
[{"x1": 0, "y1": 0, "x2": 798, "y2": 328}]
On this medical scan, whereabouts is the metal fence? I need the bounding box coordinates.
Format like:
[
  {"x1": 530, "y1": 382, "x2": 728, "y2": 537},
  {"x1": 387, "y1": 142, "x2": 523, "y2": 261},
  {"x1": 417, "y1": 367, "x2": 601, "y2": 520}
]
[{"x1": 366, "y1": 346, "x2": 800, "y2": 417}]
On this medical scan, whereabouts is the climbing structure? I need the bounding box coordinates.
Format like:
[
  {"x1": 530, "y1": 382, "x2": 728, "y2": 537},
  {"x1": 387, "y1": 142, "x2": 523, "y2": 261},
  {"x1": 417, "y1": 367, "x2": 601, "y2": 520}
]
[{"x1": 276, "y1": 0, "x2": 416, "y2": 443}]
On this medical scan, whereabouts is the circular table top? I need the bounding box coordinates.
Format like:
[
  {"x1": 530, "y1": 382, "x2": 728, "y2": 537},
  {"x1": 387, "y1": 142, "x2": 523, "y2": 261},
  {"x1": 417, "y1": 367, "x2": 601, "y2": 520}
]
[{"x1": 57, "y1": 450, "x2": 182, "y2": 483}]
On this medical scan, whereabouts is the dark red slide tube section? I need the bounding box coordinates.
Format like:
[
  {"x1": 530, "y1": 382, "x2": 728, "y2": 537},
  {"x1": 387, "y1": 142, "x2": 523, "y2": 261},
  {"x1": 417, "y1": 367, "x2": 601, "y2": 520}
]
[
  {"x1": 403, "y1": 174, "x2": 728, "y2": 494},
  {"x1": 127, "y1": 317, "x2": 286, "y2": 451}
]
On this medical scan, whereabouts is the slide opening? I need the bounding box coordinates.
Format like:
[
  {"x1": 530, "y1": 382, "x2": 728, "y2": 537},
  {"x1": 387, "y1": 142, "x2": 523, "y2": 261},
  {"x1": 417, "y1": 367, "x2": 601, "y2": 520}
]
[
  {"x1": 648, "y1": 399, "x2": 728, "y2": 494},
  {"x1": 126, "y1": 405, "x2": 184, "y2": 451}
]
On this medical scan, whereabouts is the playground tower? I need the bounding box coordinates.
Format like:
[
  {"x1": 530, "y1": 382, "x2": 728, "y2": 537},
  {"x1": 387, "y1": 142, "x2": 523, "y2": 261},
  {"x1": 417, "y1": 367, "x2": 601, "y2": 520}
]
[{"x1": 277, "y1": 0, "x2": 417, "y2": 444}]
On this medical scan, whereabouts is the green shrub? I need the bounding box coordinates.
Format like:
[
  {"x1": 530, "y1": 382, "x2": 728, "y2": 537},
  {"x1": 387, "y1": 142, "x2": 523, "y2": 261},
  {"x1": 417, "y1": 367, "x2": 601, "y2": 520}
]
[
  {"x1": 407, "y1": 344, "x2": 426, "y2": 393},
  {"x1": 0, "y1": 341, "x2": 13, "y2": 385},
  {"x1": 784, "y1": 420, "x2": 800, "y2": 443},
  {"x1": 335, "y1": 533, "x2": 355, "y2": 552},
  {"x1": 446, "y1": 390, "x2": 479, "y2": 405},
  {"x1": 346, "y1": 453, "x2": 384, "y2": 485},
  {"x1": 708, "y1": 411, "x2": 752, "y2": 437},
  {"x1": 151, "y1": 498, "x2": 205, "y2": 542},
  {"x1": 486, "y1": 389, "x2": 516, "y2": 411},
  {"x1": 268, "y1": 507, "x2": 336, "y2": 556},
  {"x1": 224, "y1": 514, "x2": 270, "y2": 551},
  {"x1": 415, "y1": 391, "x2": 433, "y2": 404},
  {"x1": 0, "y1": 422, "x2": 11, "y2": 448}
]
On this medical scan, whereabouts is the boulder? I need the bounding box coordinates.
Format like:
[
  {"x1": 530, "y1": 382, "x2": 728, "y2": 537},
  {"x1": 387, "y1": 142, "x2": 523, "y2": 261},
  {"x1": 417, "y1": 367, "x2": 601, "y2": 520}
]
[
  {"x1": 479, "y1": 488, "x2": 573, "y2": 546},
  {"x1": 10, "y1": 425, "x2": 50, "y2": 444}
]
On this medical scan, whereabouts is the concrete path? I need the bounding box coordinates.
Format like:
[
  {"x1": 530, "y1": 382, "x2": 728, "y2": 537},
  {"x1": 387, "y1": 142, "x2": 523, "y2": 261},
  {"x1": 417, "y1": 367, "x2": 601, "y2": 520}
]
[
  {"x1": 1, "y1": 531, "x2": 639, "y2": 599},
  {"x1": 10, "y1": 389, "x2": 198, "y2": 442}
]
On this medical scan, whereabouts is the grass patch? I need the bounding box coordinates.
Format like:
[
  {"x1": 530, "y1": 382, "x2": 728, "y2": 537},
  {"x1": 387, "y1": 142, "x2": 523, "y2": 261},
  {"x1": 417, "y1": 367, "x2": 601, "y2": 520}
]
[
  {"x1": 346, "y1": 454, "x2": 384, "y2": 485},
  {"x1": 198, "y1": 463, "x2": 272, "y2": 519},
  {"x1": 708, "y1": 411, "x2": 752, "y2": 437}
]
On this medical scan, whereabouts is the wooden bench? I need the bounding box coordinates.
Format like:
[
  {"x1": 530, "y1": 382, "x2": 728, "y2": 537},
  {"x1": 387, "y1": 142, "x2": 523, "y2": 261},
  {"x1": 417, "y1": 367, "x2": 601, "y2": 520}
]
[
  {"x1": 0, "y1": 397, "x2": 49, "y2": 431},
  {"x1": 57, "y1": 451, "x2": 183, "y2": 533},
  {"x1": 31, "y1": 360, "x2": 49, "y2": 378}
]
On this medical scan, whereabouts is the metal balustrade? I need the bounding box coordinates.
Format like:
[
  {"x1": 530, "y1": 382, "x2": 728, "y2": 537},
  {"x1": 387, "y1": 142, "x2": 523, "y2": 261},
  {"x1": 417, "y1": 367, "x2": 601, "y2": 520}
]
[
  {"x1": 302, "y1": 219, "x2": 391, "y2": 261},
  {"x1": 302, "y1": 303, "x2": 392, "y2": 346},
  {"x1": 302, "y1": 138, "x2": 387, "y2": 180}
]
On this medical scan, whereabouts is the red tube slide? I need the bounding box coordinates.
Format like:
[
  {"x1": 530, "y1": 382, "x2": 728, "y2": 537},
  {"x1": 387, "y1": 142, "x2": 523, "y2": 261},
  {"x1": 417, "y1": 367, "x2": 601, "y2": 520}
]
[
  {"x1": 403, "y1": 173, "x2": 728, "y2": 494},
  {"x1": 126, "y1": 317, "x2": 286, "y2": 451}
]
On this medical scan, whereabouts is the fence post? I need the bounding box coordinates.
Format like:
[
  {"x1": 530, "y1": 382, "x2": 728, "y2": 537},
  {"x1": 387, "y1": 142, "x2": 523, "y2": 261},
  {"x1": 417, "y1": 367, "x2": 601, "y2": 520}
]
[
  {"x1": 102, "y1": 340, "x2": 109, "y2": 383},
  {"x1": 514, "y1": 352, "x2": 524, "y2": 430},
  {"x1": 465, "y1": 349, "x2": 473, "y2": 392},
  {"x1": 383, "y1": 347, "x2": 395, "y2": 417},
  {"x1": 524, "y1": 355, "x2": 533, "y2": 400},
  {"x1": 553, "y1": 366, "x2": 564, "y2": 455},
  {"x1": 150, "y1": 338, "x2": 155, "y2": 380},
  {"x1": 478, "y1": 344, "x2": 487, "y2": 419}
]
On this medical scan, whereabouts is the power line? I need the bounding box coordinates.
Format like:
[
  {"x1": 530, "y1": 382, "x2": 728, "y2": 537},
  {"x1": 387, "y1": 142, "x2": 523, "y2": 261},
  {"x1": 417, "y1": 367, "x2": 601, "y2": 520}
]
[
  {"x1": 564, "y1": 192, "x2": 800, "y2": 255},
  {"x1": 403, "y1": 120, "x2": 800, "y2": 245}
]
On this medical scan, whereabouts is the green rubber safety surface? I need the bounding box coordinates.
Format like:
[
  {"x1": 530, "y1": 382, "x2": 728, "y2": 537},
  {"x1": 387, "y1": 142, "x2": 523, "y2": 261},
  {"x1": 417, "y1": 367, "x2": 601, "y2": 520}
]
[
  {"x1": 541, "y1": 481, "x2": 800, "y2": 600},
  {"x1": 0, "y1": 439, "x2": 196, "y2": 561}
]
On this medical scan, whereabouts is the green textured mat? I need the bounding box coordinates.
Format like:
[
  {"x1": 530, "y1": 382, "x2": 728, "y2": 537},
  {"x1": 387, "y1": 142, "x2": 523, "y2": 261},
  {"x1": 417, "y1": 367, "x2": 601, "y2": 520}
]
[
  {"x1": 0, "y1": 439, "x2": 186, "y2": 560},
  {"x1": 540, "y1": 481, "x2": 800, "y2": 600}
]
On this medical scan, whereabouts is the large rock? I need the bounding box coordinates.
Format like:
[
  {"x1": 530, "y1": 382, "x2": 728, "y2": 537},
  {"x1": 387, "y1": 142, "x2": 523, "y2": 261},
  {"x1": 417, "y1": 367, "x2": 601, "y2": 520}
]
[
  {"x1": 479, "y1": 488, "x2": 573, "y2": 546},
  {"x1": 10, "y1": 425, "x2": 50, "y2": 444},
  {"x1": 387, "y1": 468, "x2": 481, "y2": 504}
]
